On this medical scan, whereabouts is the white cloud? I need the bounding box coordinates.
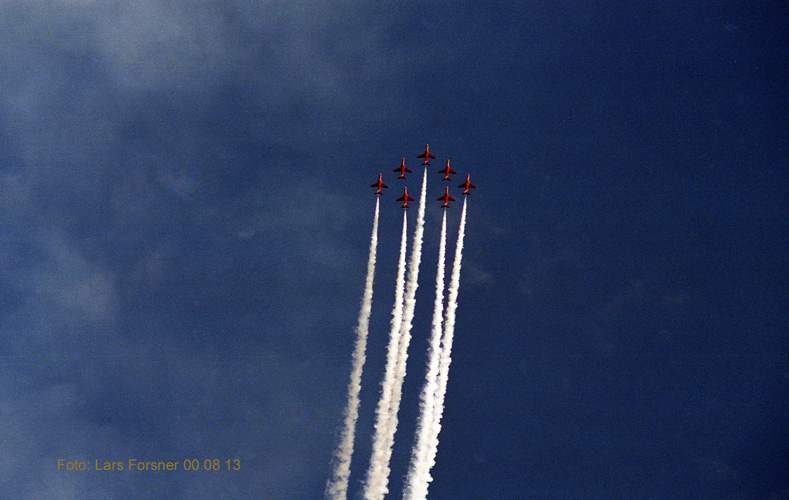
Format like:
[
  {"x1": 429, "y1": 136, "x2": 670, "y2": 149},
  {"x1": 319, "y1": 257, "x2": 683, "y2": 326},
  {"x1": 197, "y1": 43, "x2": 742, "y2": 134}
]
[
  {"x1": 0, "y1": 2, "x2": 431, "y2": 497},
  {"x1": 21, "y1": 230, "x2": 118, "y2": 323}
]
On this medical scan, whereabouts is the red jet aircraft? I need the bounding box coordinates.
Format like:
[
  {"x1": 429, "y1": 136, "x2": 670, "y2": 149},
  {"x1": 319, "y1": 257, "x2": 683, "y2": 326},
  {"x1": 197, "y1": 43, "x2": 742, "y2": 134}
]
[
  {"x1": 370, "y1": 173, "x2": 388, "y2": 195},
  {"x1": 417, "y1": 144, "x2": 437, "y2": 166},
  {"x1": 437, "y1": 186, "x2": 456, "y2": 208},
  {"x1": 393, "y1": 158, "x2": 412, "y2": 179},
  {"x1": 396, "y1": 187, "x2": 416, "y2": 209},
  {"x1": 458, "y1": 174, "x2": 476, "y2": 195},
  {"x1": 438, "y1": 159, "x2": 457, "y2": 181}
]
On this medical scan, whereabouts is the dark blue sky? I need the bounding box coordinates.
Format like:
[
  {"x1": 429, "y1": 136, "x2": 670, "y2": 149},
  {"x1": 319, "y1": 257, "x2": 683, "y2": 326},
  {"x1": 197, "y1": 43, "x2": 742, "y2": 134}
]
[{"x1": 0, "y1": 1, "x2": 786, "y2": 499}]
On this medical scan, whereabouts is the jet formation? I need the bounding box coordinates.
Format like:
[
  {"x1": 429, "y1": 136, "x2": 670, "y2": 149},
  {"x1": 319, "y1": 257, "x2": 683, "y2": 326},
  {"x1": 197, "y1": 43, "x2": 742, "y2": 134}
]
[
  {"x1": 331, "y1": 142, "x2": 474, "y2": 500},
  {"x1": 369, "y1": 144, "x2": 477, "y2": 209}
]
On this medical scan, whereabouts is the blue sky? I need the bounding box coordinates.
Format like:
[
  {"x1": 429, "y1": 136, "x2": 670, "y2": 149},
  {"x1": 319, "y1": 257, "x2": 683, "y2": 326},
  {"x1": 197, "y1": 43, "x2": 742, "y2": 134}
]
[{"x1": 0, "y1": 1, "x2": 787, "y2": 499}]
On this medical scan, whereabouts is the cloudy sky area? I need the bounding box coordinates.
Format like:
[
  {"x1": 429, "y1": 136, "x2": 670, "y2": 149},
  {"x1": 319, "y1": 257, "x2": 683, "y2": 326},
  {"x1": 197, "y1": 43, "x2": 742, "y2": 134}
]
[{"x1": 0, "y1": 1, "x2": 787, "y2": 499}]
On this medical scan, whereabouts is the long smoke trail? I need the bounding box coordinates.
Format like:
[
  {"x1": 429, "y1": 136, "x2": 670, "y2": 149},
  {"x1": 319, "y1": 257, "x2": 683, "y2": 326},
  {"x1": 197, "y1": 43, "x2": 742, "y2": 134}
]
[
  {"x1": 364, "y1": 208, "x2": 409, "y2": 500},
  {"x1": 402, "y1": 211, "x2": 448, "y2": 500},
  {"x1": 364, "y1": 167, "x2": 428, "y2": 500},
  {"x1": 325, "y1": 197, "x2": 380, "y2": 500},
  {"x1": 407, "y1": 197, "x2": 468, "y2": 500}
]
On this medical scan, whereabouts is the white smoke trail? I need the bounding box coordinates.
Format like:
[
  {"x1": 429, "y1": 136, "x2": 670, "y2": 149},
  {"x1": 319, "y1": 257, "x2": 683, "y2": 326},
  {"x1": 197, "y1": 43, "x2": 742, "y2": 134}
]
[
  {"x1": 365, "y1": 167, "x2": 428, "y2": 500},
  {"x1": 325, "y1": 197, "x2": 380, "y2": 500},
  {"x1": 363, "y1": 208, "x2": 408, "y2": 500},
  {"x1": 402, "y1": 210, "x2": 448, "y2": 500},
  {"x1": 419, "y1": 196, "x2": 467, "y2": 500}
]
